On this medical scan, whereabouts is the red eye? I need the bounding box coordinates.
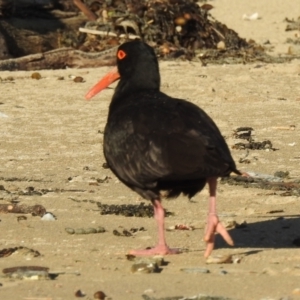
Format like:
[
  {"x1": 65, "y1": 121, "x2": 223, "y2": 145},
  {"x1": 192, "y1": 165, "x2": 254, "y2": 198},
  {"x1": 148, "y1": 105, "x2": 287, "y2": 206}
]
[{"x1": 117, "y1": 50, "x2": 126, "y2": 60}]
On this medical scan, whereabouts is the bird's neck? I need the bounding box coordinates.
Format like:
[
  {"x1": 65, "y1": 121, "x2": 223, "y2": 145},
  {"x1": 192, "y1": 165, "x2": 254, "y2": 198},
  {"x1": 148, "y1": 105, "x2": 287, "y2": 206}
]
[
  {"x1": 109, "y1": 86, "x2": 159, "y2": 116},
  {"x1": 116, "y1": 61, "x2": 161, "y2": 96},
  {"x1": 109, "y1": 71, "x2": 160, "y2": 109}
]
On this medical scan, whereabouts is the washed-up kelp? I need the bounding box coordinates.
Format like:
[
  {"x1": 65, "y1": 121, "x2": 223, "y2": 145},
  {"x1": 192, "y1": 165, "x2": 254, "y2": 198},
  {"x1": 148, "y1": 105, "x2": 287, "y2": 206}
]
[{"x1": 80, "y1": 0, "x2": 249, "y2": 56}]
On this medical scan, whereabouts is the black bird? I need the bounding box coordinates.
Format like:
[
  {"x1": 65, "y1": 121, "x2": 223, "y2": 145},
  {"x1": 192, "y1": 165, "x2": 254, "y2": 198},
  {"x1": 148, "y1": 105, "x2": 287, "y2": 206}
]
[{"x1": 85, "y1": 40, "x2": 241, "y2": 257}]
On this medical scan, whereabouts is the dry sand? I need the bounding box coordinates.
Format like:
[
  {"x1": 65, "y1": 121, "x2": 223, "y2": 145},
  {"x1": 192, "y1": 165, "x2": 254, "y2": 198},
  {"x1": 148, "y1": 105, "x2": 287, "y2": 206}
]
[{"x1": 0, "y1": 1, "x2": 300, "y2": 299}]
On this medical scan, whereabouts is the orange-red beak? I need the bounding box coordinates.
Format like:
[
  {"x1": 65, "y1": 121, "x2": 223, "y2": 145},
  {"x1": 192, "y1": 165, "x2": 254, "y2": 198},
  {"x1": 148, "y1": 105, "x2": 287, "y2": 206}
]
[{"x1": 85, "y1": 67, "x2": 120, "y2": 100}]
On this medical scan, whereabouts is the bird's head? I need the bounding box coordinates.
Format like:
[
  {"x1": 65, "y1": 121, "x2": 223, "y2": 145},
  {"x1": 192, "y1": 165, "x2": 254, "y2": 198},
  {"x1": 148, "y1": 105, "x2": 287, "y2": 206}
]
[{"x1": 85, "y1": 40, "x2": 160, "y2": 100}]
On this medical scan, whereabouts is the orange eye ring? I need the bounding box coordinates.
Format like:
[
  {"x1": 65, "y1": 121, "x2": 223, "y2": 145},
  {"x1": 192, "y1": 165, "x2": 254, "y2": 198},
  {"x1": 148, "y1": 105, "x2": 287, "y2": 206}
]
[{"x1": 117, "y1": 50, "x2": 126, "y2": 60}]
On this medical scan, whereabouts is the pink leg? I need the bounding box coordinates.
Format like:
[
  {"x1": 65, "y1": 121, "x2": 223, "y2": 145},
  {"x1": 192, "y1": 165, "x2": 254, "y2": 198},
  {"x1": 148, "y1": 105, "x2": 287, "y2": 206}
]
[
  {"x1": 204, "y1": 177, "x2": 234, "y2": 258},
  {"x1": 129, "y1": 199, "x2": 180, "y2": 256}
]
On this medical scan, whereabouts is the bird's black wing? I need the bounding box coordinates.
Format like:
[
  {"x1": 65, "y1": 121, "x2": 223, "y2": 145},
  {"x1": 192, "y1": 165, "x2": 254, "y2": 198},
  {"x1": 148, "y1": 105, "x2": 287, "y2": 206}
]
[{"x1": 104, "y1": 91, "x2": 238, "y2": 198}]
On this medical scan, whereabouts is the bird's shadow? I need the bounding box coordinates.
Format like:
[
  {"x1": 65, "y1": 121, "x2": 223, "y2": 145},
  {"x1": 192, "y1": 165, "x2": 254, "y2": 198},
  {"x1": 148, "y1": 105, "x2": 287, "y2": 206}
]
[{"x1": 215, "y1": 215, "x2": 300, "y2": 250}]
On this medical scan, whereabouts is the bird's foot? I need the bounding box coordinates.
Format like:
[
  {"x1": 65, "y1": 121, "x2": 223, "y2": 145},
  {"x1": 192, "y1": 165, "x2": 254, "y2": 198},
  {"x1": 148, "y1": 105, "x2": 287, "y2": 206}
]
[
  {"x1": 204, "y1": 213, "x2": 234, "y2": 258},
  {"x1": 129, "y1": 245, "x2": 181, "y2": 256}
]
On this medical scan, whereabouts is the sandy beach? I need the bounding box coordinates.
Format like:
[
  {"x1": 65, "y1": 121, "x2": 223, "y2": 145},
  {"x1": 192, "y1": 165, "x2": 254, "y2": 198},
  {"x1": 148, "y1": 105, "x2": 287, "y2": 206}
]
[{"x1": 0, "y1": 1, "x2": 300, "y2": 299}]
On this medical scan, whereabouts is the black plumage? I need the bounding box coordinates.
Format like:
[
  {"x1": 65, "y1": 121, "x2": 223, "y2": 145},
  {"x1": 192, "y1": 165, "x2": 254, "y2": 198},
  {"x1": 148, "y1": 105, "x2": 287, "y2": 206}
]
[
  {"x1": 103, "y1": 41, "x2": 239, "y2": 200},
  {"x1": 86, "y1": 40, "x2": 240, "y2": 257},
  {"x1": 105, "y1": 90, "x2": 239, "y2": 200}
]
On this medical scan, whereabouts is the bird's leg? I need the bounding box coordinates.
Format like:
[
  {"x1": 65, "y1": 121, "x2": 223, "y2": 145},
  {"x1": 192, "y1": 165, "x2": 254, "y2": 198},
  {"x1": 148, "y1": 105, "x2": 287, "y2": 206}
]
[
  {"x1": 204, "y1": 177, "x2": 234, "y2": 258},
  {"x1": 128, "y1": 199, "x2": 180, "y2": 256}
]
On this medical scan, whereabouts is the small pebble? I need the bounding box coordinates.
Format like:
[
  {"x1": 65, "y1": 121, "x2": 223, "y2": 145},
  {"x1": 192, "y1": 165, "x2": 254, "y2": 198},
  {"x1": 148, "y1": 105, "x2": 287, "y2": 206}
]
[
  {"x1": 152, "y1": 256, "x2": 164, "y2": 267},
  {"x1": 102, "y1": 162, "x2": 109, "y2": 169},
  {"x1": 219, "y1": 270, "x2": 228, "y2": 275},
  {"x1": 113, "y1": 229, "x2": 122, "y2": 236},
  {"x1": 75, "y1": 289, "x2": 86, "y2": 297},
  {"x1": 96, "y1": 226, "x2": 106, "y2": 233},
  {"x1": 123, "y1": 229, "x2": 132, "y2": 236},
  {"x1": 225, "y1": 220, "x2": 247, "y2": 229},
  {"x1": 206, "y1": 255, "x2": 233, "y2": 264},
  {"x1": 31, "y1": 72, "x2": 42, "y2": 80},
  {"x1": 127, "y1": 255, "x2": 164, "y2": 267},
  {"x1": 217, "y1": 41, "x2": 226, "y2": 49},
  {"x1": 233, "y1": 257, "x2": 241, "y2": 264},
  {"x1": 94, "y1": 291, "x2": 106, "y2": 299},
  {"x1": 74, "y1": 228, "x2": 87, "y2": 234},
  {"x1": 73, "y1": 76, "x2": 84, "y2": 83},
  {"x1": 132, "y1": 256, "x2": 164, "y2": 267},
  {"x1": 85, "y1": 227, "x2": 97, "y2": 234},
  {"x1": 65, "y1": 228, "x2": 75, "y2": 234},
  {"x1": 131, "y1": 262, "x2": 159, "y2": 274},
  {"x1": 41, "y1": 212, "x2": 56, "y2": 221},
  {"x1": 175, "y1": 25, "x2": 182, "y2": 32},
  {"x1": 180, "y1": 267, "x2": 210, "y2": 274},
  {"x1": 126, "y1": 254, "x2": 136, "y2": 261}
]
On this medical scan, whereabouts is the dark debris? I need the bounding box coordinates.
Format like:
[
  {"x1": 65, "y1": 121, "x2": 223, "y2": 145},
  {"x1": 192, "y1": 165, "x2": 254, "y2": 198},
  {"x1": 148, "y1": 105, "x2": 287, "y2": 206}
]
[
  {"x1": 113, "y1": 229, "x2": 132, "y2": 237},
  {"x1": 274, "y1": 171, "x2": 290, "y2": 179},
  {"x1": 285, "y1": 17, "x2": 300, "y2": 46},
  {"x1": 0, "y1": 246, "x2": 41, "y2": 258},
  {"x1": 232, "y1": 127, "x2": 277, "y2": 151},
  {"x1": 97, "y1": 201, "x2": 173, "y2": 218},
  {"x1": 232, "y1": 127, "x2": 254, "y2": 139},
  {"x1": 233, "y1": 140, "x2": 274, "y2": 150},
  {"x1": 113, "y1": 227, "x2": 145, "y2": 237},
  {"x1": 221, "y1": 175, "x2": 300, "y2": 196},
  {"x1": 81, "y1": 0, "x2": 248, "y2": 52},
  {"x1": 0, "y1": 204, "x2": 46, "y2": 216},
  {"x1": 72, "y1": 0, "x2": 289, "y2": 64},
  {"x1": 285, "y1": 17, "x2": 300, "y2": 31},
  {"x1": 1, "y1": 0, "x2": 298, "y2": 66}
]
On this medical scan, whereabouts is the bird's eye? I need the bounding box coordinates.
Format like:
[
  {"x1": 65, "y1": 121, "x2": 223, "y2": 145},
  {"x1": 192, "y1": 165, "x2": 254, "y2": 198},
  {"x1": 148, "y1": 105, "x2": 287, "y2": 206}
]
[{"x1": 117, "y1": 50, "x2": 127, "y2": 60}]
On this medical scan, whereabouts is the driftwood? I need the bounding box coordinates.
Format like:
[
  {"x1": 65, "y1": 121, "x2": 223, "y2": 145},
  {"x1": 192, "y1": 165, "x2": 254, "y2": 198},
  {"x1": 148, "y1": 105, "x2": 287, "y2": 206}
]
[
  {"x1": 0, "y1": 14, "x2": 86, "y2": 57},
  {"x1": 0, "y1": 0, "x2": 77, "y2": 16},
  {"x1": 79, "y1": 27, "x2": 140, "y2": 40},
  {"x1": 0, "y1": 29, "x2": 10, "y2": 59},
  {"x1": 0, "y1": 0, "x2": 288, "y2": 70},
  {"x1": 0, "y1": 47, "x2": 117, "y2": 71},
  {"x1": 73, "y1": 0, "x2": 97, "y2": 21}
]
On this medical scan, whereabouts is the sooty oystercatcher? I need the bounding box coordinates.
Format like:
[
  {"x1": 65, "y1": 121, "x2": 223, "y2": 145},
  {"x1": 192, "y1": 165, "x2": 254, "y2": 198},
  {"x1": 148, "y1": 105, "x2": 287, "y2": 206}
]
[{"x1": 85, "y1": 40, "x2": 241, "y2": 257}]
